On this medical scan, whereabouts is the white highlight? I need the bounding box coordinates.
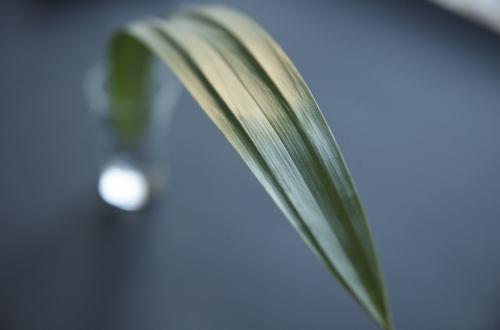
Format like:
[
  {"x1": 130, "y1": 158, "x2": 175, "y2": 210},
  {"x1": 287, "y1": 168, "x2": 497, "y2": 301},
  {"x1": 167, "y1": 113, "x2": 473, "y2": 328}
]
[
  {"x1": 98, "y1": 162, "x2": 149, "y2": 211},
  {"x1": 430, "y1": 0, "x2": 500, "y2": 33}
]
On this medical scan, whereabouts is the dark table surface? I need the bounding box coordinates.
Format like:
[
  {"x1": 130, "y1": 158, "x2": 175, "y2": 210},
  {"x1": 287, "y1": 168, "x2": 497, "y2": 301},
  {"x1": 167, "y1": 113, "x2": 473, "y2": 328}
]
[{"x1": 1, "y1": 0, "x2": 500, "y2": 329}]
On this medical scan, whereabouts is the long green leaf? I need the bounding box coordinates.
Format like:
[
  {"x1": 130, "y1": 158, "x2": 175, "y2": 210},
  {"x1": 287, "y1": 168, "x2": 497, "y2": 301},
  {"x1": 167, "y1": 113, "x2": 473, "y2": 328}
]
[{"x1": 109, "y1": 5, "x2": 393, "y2": 329}]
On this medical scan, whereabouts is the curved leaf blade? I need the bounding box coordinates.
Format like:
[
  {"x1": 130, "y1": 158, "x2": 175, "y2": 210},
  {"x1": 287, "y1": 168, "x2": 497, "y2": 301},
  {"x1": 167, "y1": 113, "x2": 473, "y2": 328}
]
[{"x1": 109, "y1": 6, "x2": 393, "y2": 329}]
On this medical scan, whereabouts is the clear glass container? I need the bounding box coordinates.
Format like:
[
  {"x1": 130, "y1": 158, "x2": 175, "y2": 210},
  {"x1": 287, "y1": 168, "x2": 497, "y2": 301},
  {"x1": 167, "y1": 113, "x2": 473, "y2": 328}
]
[{"x1": 84, "y1": 61, "x2": 181, "y2": 211}]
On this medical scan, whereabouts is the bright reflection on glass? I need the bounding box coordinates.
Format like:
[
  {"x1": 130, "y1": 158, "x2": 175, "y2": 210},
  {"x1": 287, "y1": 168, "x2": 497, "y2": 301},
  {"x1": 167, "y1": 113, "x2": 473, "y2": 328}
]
[
  {"x1": 98, "y1": 161, "x2": 149, "y2": 211},
  {"x1": 84, "y1": 61, "x2": 181, "y2": 213}
]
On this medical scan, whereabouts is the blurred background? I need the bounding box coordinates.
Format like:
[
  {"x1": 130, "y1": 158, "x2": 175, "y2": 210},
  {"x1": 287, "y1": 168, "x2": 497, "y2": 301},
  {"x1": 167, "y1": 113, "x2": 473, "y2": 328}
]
[{"x1": 1, "y1": 0, "x2": 500, "y2": 329}]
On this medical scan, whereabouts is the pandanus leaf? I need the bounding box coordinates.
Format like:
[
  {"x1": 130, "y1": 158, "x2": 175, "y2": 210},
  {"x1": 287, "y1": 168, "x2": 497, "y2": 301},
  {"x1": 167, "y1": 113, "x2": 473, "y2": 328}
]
[{"x1": 109, "y1": 5, "x2": 393, "y2": 329}]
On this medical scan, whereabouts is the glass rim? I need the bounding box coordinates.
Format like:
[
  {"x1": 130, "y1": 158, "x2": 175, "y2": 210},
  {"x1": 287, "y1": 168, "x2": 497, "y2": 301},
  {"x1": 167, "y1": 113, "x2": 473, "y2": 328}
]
[{"x1": 83, "y1": 60, "x2": 183, "y2": 118}]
